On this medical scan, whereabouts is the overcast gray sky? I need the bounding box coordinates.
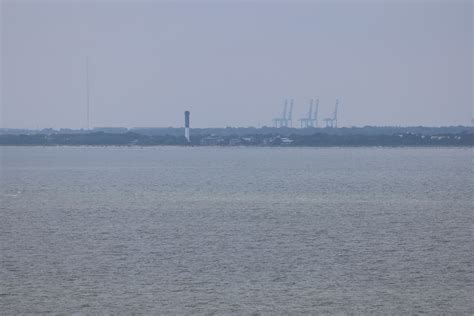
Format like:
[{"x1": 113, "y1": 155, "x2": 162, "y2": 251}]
[{"x1": 1, "y1": 0, "x2": 472, "y2": 128}]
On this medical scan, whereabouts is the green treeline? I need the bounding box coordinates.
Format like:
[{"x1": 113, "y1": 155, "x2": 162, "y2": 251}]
[{"x1": 0, "y1": 131, "x2": 472, "y2": 146}]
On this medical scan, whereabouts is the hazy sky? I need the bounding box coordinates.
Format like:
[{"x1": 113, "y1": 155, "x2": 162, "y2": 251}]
[{"x1": 1, "y1": 0, "x2": 472, "y2": 128}]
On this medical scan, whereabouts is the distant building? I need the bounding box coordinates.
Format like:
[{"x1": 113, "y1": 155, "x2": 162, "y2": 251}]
[
  {"x1": 200, "y1": 134, "x2": 224, "y2": 146},
  {"x1": 229, "y1": 138, "x2": 242, "y2": 146},
  {"x1": 280, "y1": 137, "x2": 294, "y2": 145},
  {"x1": 241, "y1": 137, "x2": 256, "y2": 144},
  {"x1": 92, "y1": 127, "x2": 128, "y2": 134}
]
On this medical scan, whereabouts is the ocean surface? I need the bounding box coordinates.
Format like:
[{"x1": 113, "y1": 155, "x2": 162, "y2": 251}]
[{"x1": 0, "y1": 146, "x2": 472, "y2": 314}]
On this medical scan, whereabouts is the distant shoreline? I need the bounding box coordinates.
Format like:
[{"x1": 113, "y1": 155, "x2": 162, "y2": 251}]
[
  {"x1": 1, "y1": 144, "x2": 472, "y2": 148},
  {"x1": 1, "y1": 130, "x2": 472, "y2": 147}
]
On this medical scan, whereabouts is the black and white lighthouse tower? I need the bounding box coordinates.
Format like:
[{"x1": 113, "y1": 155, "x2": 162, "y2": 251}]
[{"x1": 184, "y1": 111, "x2": 190, "y2": 143}]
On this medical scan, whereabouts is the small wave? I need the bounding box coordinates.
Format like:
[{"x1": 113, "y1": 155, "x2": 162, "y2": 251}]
[{"x1": 3, "y1": 191, "x2": 21, "y2": 197}]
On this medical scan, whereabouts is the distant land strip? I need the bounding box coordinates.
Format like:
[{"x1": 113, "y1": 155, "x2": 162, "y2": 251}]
[{"x1": 0, "y1": 127, "x2": 473, "y2": 147}]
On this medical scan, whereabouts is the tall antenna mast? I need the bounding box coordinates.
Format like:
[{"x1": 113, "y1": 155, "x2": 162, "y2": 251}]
[{"x1": 86, "y1": 57, "x2": 90, "y2": 130}]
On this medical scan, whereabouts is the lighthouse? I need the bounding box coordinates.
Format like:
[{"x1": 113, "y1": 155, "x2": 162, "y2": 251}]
[{"x1": 184, "y1": 111, "x2": 190, "y2": 143}]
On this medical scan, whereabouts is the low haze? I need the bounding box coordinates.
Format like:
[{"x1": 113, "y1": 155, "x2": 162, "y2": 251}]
[{"x1": 1, "y1": 0, "x2": 472, "y2": 128}]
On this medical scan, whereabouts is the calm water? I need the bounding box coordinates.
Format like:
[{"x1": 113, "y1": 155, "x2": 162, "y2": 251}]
[{"x1": 0, "y1": 146, "x2": 472, "y2": 314}]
